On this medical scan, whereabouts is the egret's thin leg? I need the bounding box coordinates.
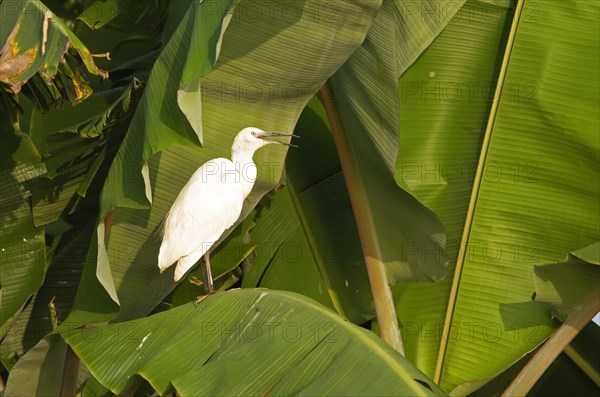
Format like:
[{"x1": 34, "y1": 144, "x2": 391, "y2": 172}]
[{"x1": 202, "y1": 252, "x2": 215, "y2": 294}]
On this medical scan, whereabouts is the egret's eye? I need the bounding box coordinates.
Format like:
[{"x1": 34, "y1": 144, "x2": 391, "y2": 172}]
[{"x1": 251, "y1": 131, "x2": 257, "y2": 137}]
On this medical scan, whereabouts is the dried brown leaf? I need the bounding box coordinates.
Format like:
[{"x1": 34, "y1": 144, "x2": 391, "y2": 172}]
[{"x1": 0, "y1": 24, "x2": 36, "y2": 93}]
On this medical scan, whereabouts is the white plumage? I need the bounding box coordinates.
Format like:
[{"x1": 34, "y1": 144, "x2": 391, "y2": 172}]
[{"x1": 158, "y1": 127, "x2": 295, "y2": 289}]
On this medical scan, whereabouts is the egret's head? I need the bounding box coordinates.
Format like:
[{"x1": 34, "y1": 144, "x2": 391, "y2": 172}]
[{"x1": 232, "y1": 127, "x2": 297, "y2": 154}]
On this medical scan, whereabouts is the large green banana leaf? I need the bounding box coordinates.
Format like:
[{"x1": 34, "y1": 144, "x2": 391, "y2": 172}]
[
  {"x1": 393, "y1": 0, "x2": 516, "y2": 378},
  {"x1": 3, "y1": 335, "x2": 67, "y2": 396},
  {"x1": 394, "y1": 0, "x2": 599, "y2": 392},
  {"x1": 325, "y1": 0, "x2": 460, "y2": 284},
  {"x1": 0, "y1": 98, "x2": 46, "y2": 335},
  {"x1": 80, "y1": 0, "x2": 383, "y2": 324},
  {"x1": 63, "y1": 289, "x2": 446, "y2": 396}
]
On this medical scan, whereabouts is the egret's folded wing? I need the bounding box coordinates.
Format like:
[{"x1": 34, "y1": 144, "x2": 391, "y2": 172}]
[{"x1": 158, "y1": 158, "x2": 244, "y2": 276}]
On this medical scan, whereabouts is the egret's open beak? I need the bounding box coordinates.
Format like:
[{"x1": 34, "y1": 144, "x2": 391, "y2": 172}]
[{"x1": 259, "y1": 132, "x2": 299, "y2": 147}]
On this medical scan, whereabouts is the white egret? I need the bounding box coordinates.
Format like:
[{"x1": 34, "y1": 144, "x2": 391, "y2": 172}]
[{"x1": 158, "y1": 127, "x2": 296, "y2": 294}]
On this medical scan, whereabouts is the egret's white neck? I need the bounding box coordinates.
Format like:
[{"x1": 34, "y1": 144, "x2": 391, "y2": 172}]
[{"x1": 231, "y1": 147, "x2": 259, "y2": 199}]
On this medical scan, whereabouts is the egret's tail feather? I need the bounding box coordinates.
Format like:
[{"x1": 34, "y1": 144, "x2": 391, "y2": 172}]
[{"x1": 158, "y1": 241, "x2": 177, "y2": 273}]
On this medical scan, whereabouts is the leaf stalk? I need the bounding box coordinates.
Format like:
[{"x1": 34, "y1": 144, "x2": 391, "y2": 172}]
[{"x1": 319, "y1": 81, "x2": 404, "y2": 355}]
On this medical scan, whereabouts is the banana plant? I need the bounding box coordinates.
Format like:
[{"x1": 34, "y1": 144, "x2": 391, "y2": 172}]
[{"x1": 1, "y1": 0, "x2": 597, "y2": 395}]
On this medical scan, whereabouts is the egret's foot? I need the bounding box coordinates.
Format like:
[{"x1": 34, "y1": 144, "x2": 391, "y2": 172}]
[
  {"x1": 194, "y1": 294, "x2": 209, "y2": 306},
  {"x1": 193, "y1": 287, "x2": 221, "y2": 305},
  {"x1": 194, "y1": 287, "x2": 239, "y2": 305}
]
